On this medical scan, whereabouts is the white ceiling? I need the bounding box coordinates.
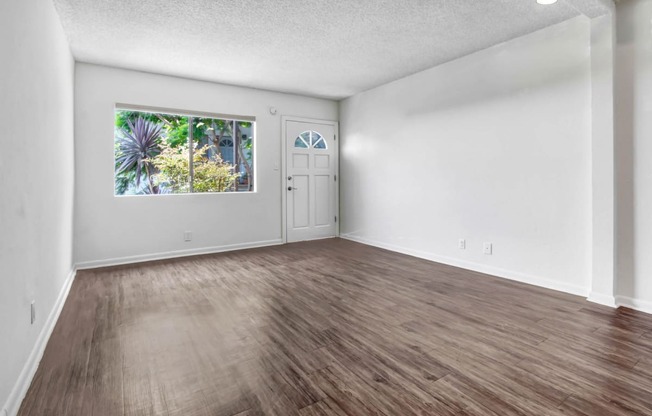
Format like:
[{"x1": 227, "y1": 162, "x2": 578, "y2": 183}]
[{"x1": 52, "y1": 0, "x2": 611, "y2": 100}]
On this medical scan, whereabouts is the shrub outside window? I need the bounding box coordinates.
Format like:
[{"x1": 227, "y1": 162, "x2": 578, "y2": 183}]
[{"x1": 114, "y1": 107, "x2": 254, "y2": 196}]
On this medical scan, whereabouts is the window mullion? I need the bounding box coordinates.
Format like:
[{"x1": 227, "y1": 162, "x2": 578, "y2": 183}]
[
  {"x1": 233, "y1": 120, "x2": 239, "y2": 192},
  {"x1": 188, "y1": 116, "x2": 194, "y2": 193}
]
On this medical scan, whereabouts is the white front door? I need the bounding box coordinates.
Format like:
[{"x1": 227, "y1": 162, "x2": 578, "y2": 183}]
[{"x1": 285, "y1": 119, "x2": 338, "y2": 243}]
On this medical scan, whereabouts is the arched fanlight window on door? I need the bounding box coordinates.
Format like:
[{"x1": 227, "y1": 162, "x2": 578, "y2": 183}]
[{"x1": 294, "y1": 131, "x2": 327, "y2": 149}]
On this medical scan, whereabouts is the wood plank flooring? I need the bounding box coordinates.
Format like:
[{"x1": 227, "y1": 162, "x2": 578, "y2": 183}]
[{"x1": 18, "y1": 238, "x2": 652, "y2": 415}]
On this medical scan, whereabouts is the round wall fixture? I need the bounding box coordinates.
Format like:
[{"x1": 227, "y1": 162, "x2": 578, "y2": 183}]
[{"x1": 269, "y1": 107, "x2": 277, "y2": 115}]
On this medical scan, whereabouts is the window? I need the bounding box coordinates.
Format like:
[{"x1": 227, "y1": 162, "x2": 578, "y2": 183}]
[
  {"x1": 294, "y1": 131, "x2": 327, "y2": 150},
  {"x1": 114, "y1": 108, "x2": 254, "y2": 195}
]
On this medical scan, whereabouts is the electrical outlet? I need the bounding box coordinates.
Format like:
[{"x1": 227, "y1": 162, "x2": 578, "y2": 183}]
[
  {"x1": 184, "y1": 231, "x2": 192, "y2": 242},
  {"x1": 30, "y1": 301, "x2": 35, "y2": 324},
  {"x1": 483, "y1": 242, "x2": 493, "y2": 255},
  {"x1": 458, "y1": 239, "x2": 466, "y2": 249}
]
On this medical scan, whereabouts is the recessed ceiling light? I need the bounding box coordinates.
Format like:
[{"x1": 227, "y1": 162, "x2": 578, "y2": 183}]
[{"x1": 537, "y1": 0, "x2": 558, "y2": 4}]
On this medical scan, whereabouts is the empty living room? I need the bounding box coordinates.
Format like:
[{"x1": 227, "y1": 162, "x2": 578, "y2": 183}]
[{"x1": 3, "y1": 0, "x2": 652, "y2": 414}]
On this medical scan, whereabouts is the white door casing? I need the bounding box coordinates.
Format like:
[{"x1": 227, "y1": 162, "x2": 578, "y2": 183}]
[{"x1": 283, "y1": 118, "x2": 338, "y2": 243}]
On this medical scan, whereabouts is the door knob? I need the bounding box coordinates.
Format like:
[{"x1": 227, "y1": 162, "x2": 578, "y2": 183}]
[{"x1": 288, "y1": 176, "x2": 292, "y2": 180}]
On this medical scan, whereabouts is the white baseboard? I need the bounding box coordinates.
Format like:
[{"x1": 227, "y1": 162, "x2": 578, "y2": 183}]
[
  {"x1": 616, "y1": 296, "x2": 652, "y2": 316},
  {"x1": 2, "y1": 268, "x2": 77, "y2": 416},
  {"x1": 341, "y1": 234, "x2": 590, "y2": 298},
  {"x1": 587, "y1": 292, "x2": 617, "y2": 308},
  {"x1": 75, "y1": 239, "x2": 284, "y2": 270}
]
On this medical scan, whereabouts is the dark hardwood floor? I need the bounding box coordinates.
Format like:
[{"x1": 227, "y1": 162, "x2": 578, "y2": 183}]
[{"x1": 18, "y1": 238, "x2": 652, "y2": 415}]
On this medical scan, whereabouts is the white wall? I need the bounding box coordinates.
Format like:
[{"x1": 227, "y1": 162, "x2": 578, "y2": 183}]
[
  {"x1": 74, "y1": 64, "x2": 338, "y2": 267},
  {"x1": 615, "y1": 0, "x2": 652, "y2": 311},
  {"x1": 0, "y1": 0, "x2": 75, "y2": 414},
  {"x1": 589, "y1": 13, "x2": 617, "y2": 306},
  {"x1": 340, "y1": 17, "x2": 593, "y2": 296}
]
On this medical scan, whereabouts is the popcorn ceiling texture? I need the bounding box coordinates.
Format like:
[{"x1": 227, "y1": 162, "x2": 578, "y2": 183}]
[{"x1": 52, "y1": 0, "x2": 611, "y2": 99}]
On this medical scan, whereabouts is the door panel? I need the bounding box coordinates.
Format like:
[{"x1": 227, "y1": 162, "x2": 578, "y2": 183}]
[
  {"x1": 314, "y1": 154, "x2": 330, "y2": 169},
  {"x1": 285, "y1": 120, "x2": 337, "y2": 242},
  {"x1": 292, "y1": 175, "x2": 309, "y2": 228},
  {"x1": 292, "y1": 154, "x2": 309, "y2": 169},
  {"x1": 314, "y1": 175, "x2": 330, "y2": 226}
]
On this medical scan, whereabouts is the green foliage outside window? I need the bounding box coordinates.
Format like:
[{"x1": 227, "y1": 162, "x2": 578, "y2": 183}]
[
  {"x1": 114, "y1": 109, "x2": 254, "y2": 195},
  {"x1": 150, "y1": 144, "x2": 240, "y2": 193}
]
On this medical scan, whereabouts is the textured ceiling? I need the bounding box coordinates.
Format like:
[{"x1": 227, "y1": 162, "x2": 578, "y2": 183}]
[{"x1": 53, "y1": 0, "x2": 610, "y2": 100}]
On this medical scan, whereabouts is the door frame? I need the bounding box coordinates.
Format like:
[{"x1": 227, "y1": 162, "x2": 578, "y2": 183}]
[{"x1": 281, "y1": 116, "x2": 339, "y2": 244}]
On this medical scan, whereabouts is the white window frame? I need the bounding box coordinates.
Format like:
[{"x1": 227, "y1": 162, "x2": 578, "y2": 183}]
[{"x1": 114, "y1": 103, "x2": 257, "y2": 196}]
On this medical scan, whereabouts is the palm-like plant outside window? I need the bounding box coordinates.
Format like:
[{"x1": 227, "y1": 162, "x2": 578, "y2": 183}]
[{"x1": 115, "y1": 117, "x2": 162, "y2": 194}]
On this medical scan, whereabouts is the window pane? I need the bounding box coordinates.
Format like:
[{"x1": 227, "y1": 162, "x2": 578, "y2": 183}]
[
  {"x1": 114, "y1": 110, "x2": 185, "y2": 195},
  {"x1": 114, "y1": 109, "x2": 255, "y2": 195},
  {"x1": 313, "y1": 137, "x2": 327, "y2": 149},
  {"x1": 309, "y1": 132, "x2": 321, "y2": 147},
  {"x1": 294, "y1": 137, "x2": 309, "y2": 148}
]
